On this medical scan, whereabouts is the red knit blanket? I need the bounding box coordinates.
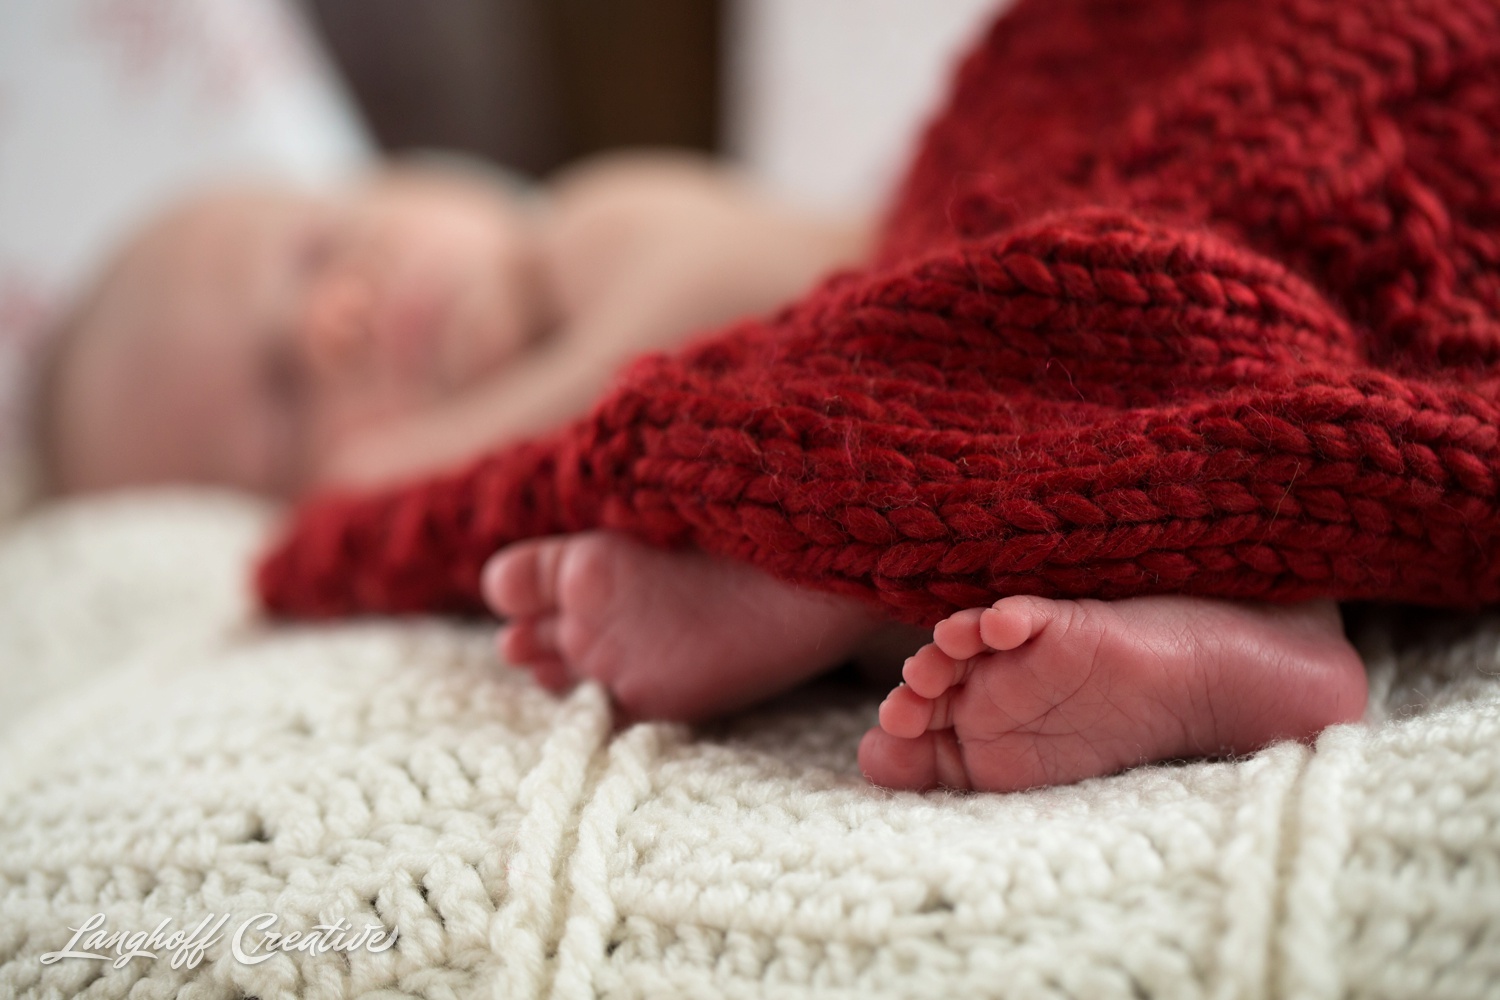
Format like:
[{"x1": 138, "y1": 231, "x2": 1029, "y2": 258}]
[{"x1": 258, "y1": 0, "x2": 1500, "y2": 626}]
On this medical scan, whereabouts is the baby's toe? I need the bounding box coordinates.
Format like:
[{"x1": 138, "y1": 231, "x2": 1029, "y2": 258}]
[
  {"x1": 931, "y1": 608, "x2": 989, "y2": 659},
  {"x1": 497, "y1": 620, "x2": 574, "y2": 693},
  {"x1": 528, "y1": 658, "x2": 574, "y2": 693},
  {"x1": 901, "y1": 643, "x2": 964, "y2": 699},
  {"x1": 978, "y1": 596, "x2": 1057, "y2": 651},
  {"x1": 481, "y1": 538, "x2": 570, "y2": 618},
  {"x1": 859, "y1": 727, "x2": 972, "y2": 792},
  {"x1": 878, "y1": 683, "x2": 937, "y2": 739},
  {"x1": 497, "y1": 616, "x2": 562, "y2": 664}
]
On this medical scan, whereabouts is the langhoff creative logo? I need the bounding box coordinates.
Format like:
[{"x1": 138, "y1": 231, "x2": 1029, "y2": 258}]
[{"x1": 39, "y1": 913, "x2": 398, "y2": 970}]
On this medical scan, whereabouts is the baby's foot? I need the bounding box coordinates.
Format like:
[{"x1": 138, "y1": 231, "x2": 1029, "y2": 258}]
[
  {"x1": 482, "y1": 531, "x2": 884, "y2": 722},
  {"x1": 860, "y1": 595, "x2": 1367, "y2": 793}
]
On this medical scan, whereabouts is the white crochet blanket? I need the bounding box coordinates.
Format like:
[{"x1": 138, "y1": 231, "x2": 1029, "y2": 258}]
[{"x1": 1, "y1": 493, "x2": 1498, "y2": 1000}]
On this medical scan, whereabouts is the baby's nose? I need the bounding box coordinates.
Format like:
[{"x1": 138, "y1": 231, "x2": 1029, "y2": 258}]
[{"x1": 299, "y1": 270, "x2": 374, "y2": 375}]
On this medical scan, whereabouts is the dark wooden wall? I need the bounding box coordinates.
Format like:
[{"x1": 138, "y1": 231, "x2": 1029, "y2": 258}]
[{"x1": 300, "y1": 0, "x2": 722, "y2": 176}]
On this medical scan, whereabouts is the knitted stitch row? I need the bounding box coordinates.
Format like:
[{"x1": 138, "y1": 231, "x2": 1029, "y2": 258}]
[{"x1": 259, "y1": 0, "x2": 1500, "y2": 625}]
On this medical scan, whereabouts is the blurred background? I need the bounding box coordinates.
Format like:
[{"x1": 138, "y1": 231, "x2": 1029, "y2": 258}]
[
  {"x1": 300, "y1": 0, "x2": 999, "y2": 209},
  {"x1": 303, "y1": 0, "x2": 720, "y2": 180}
]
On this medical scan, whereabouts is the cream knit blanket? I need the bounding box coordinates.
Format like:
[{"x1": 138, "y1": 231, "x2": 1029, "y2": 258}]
[{"x1": 1, "y1": 493, "x2": 1498, "y2": 1000}]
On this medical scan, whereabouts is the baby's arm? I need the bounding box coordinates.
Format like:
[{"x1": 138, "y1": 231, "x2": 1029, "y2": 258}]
[
  {"x1": 318, "y1": 152, "x2": 870, "y2": 489},
  {"x1": 539, "y1": 151, "x2": 869, "y2": 360}
]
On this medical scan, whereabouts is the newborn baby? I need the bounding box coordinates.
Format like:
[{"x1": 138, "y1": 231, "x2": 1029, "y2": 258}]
[
  {"x1": 44, "y1": 164, "x2": 547, "y2": 497},
  {"x1": 43, "y1": 153, "x2": 868, "y2": 495},
  {"x1": 42, "y1": 151, "x2": 1367, "y2": 795}
]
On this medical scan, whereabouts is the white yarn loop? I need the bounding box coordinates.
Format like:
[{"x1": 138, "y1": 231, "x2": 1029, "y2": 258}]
[{"x1": 2, "y1": 493, "x2": 1499, "y2": 998}]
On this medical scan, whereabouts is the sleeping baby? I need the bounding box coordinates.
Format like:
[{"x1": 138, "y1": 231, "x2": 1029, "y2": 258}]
[
  {"x1": 42, "y1": 152, "x2": 867, "y2": 497},
  {"x1": 37, "y1": 150, "x2": 1368, "y2": 795}
]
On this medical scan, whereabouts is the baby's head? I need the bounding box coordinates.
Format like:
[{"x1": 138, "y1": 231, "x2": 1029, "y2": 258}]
[{"x1": 41, "y1": 166, "x2": 544, "y2": 498}]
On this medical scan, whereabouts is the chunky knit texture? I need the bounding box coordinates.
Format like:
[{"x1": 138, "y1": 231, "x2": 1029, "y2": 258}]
[
  {"x1": 260, "y1": 0, "x2": 1500, "y2": 624},
  {"x1": 7, "y1": 495, "x2": 1500, "y2": 999}
]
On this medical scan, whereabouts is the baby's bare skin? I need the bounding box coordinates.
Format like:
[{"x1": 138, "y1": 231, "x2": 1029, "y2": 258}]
[
  {"x1": 483, "y1": 530, "x2": 886, "y2": 721},
  {"x1": 322, "y1": 153, "x2": 873, "y2": 488},
  {"x1": 46, "y1": 152, "x2": 870, "y2": 496},
  {"x1": 482, "y1": 531, "x2": 1367, "y2": 792},
  {"x1": 865, "y1": 594, "x2": 1365, "y2": 791}
]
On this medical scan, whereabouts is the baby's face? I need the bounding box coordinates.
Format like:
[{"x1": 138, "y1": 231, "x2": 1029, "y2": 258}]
[{"x1": 49, "y1": 170, "x2": 542, "y2": 496}]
